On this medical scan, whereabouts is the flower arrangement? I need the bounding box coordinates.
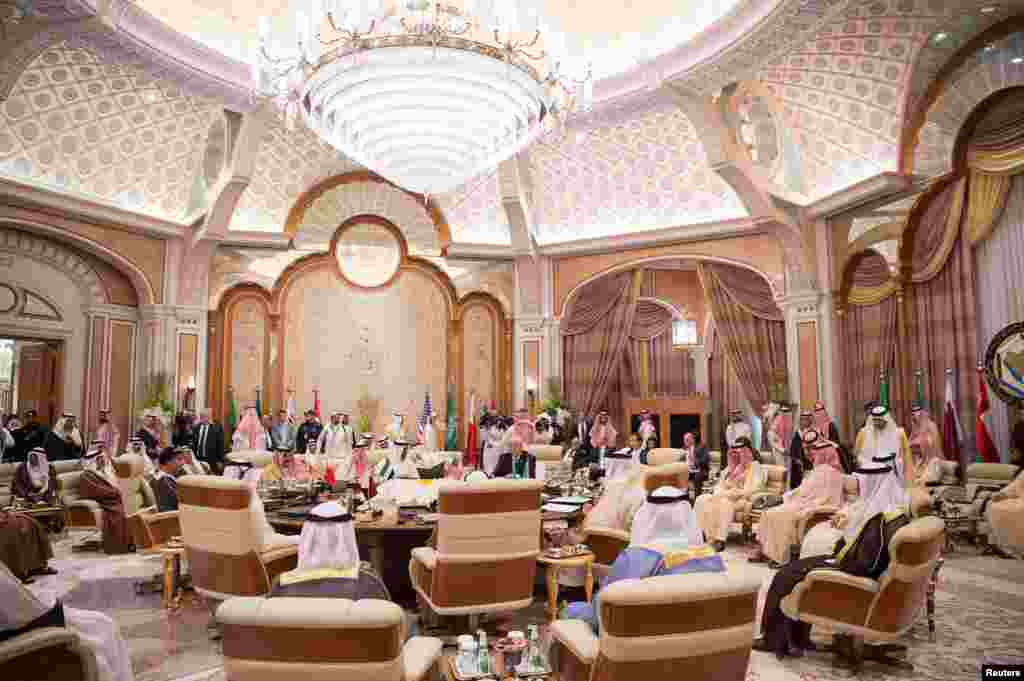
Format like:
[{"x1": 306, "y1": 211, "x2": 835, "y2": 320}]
[
  {"x1": 539, "y1": 377, "x2": 572, "y2": 427},
  {"x1": 139, "y1": 371, "x2": 175, "y2": 427}
]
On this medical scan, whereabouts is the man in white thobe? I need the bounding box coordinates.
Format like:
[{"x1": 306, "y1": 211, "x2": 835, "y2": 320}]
[{"x1": 317, "y1": 412, "x2": 355, "y2": 481}]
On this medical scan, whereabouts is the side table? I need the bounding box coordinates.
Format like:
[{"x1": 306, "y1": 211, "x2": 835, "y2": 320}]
[
  {"x1": 160, "y1": 546, "x2": 186, "y2": 610},
  {"x1": 537, "y1": 553, "x2": 594, "y2": 619}
]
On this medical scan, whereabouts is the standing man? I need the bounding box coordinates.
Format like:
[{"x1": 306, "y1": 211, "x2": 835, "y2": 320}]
[
  {"x1": 786, "y1": 410, "x2": 817, "y2": 490},
  {"x1": 11, "y1": 410, "x2": 46, "y2": 463},
  {"x1": 854, "y1": 405, "x2": 912, "y2": 480},
  {"x1": 192, "y1": 408, "x2": 226, "y2": 475},
  {"x1": 94, "y1": 409, "x2": 120, "y2": 459},
  {"x1": 45, "y1": 413, "x2": 83, "y2": 461},
  {"x1": 152, "y1": 448, "x2": 180, "y2": 512},
  {"x1": 296, "y1": 410, "x2": 323, "y2": 454},
  {"x1": 681, "y1": 431, "x2": 710, "y2": 498},
  {"x1": 589, "y1": 411, "x2": 618, "y2": 471},
  {"x1": 136, "y1": 411, "x2": 162, "y2": 457},
  {"x1": 0, "y1": 419, "x2": 12, "y2": 463},
  {"x1": 271, "y1": 409, "x2": 296, "y2": 451},
  {"x1": 726, "y1": 410, "x2": 752, "y2": 448},
  {"x1": 317, "y1": 412, "x2": 354, "y2": 479}
]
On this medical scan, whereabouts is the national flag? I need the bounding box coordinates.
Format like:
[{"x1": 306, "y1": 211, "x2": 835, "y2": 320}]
[
  {"x1": 324, "y1": 464, "x2": 336, "y2": 488},
  {"x1": 417, "y1": 390, "x2": 433, "y2": 445},
  {"x1": 879, "y1": 370, "x2": 890, "y2": 410},
  {"x1": 286, "y1": 391, "x2": 296, "y2": 424},
  {"x1": 914, "y1": 370, "x2": 926, "y2": 409},
  {"x1": 445, "y1": 382, "x2": 458, "y2": 451},
  {"x1": 226, "y1": 390, "x2": 238, "y2": 440},
  {"x1": 466, "y1": 393, "x2": 479, "y2": 468},
  {"x1": 976, "y1": 366, "x2": 999, "y2": 463},
  {"x1": 255, "y1": 388, "x2": 262, "y2": 418},
  {"x1": 942, "y1": 369, "x2": 963, "y2": 464},
  {"x1": 313, "y1": 389, "x2": 321, "y2": 420}
]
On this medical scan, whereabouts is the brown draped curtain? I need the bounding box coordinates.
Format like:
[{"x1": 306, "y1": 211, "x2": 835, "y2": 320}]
[
  {"x1": 709, "y1": 324, "x2": 747, "y2": 448},
  {"x1": 626, "y1": 299, "x2": 694, "y2": 397},
  {"x1": 562, "y1": 271, "x2": 642, "y2": 420},
  {"x1": 698, "y1": 263, "x2": 785, "y2": 415},
  {"x1": 839, "y1": 293, "x2": 898, "y2": 436}
]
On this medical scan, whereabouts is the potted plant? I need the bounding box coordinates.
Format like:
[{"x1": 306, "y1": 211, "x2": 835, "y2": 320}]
[{"x1": 139, "y1": 371, "x2": 176, "y2": 428}]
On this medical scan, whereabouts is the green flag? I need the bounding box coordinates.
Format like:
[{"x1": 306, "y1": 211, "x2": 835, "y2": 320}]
[
  {"x1": 255, "y1": 388, "x2": 262, "y2": 419},
  {"x1": 879, "y1": 370, "x2": 890, "y2": 410},
  {"x1": 913, "y1": 370, "x2": 926, "y2": 409},
  {"x1": 445, "y1": 382, "x2": 458, "y2": 451},
  {"x1": 227, "y1": 390, "x2": 238, "y2": 440}
]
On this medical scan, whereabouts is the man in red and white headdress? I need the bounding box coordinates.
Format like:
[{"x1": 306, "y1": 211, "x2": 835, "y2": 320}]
[
  {"x1": 95, "y1": 409, "x2": 120, "y2": 460},
  {"x1": 589, "y1": 411, "x2": 619, "y2": 468},
  {"x1": 504, "y1": 409, "x2": 537, "y2": 451},
  {"x1": 637, "y1": 410, "x2": 657, "y2": 449},
  {"x1": 232, "y1": 407, "x2": 270, "y2": 451}
]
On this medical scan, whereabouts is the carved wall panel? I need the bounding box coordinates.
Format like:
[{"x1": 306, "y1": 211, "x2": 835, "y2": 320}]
[
  {"x1": 462, "y1": 305, "x2": 495, "y2": 417},
  {"x1": 229, "y1": 297, "x2": 266, "y2": 409}
]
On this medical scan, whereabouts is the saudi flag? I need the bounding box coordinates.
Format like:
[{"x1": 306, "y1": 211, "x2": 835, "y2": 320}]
[
  {"x1": 914, "y1": 370, "x2": 926, "y2": 409},
  {"x1": 255, "y1": 388, "x2": 262, "y2": 418},
  {"x1": 879, "y1": 370, "x2": 890, "y2": 409},
  {"x1": 445, "y1": 382, "x2": 458, "y2": 450},
  {"x1": 227, "y1": 391, "x2": 239, "y2": 441}
]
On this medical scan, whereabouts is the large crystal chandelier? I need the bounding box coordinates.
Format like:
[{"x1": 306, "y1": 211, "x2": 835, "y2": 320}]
[{"x1": 255, "y1": 0, "x2": 592, "y2": 196}]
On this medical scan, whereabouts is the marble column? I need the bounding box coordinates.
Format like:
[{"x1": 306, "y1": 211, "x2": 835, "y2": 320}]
[
  {"x1": 779, "y1": 289, "x2": 835, "y2": 412},
  {"x1": 138, "y1": 304, "x2": 209, "y2": 414}
]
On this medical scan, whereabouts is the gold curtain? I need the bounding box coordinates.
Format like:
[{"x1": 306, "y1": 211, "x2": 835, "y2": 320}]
[
  {"x1": 966, "y1": 146, "x2": 1024, "y2": 176},
  {"x1": 964, "y1": 171, "x2": 1012, "y2": 246}
]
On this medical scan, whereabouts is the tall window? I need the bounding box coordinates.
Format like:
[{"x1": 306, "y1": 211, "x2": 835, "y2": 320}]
[{"x1": 672, "y1": 319, "x2": 698, "y2": 347}]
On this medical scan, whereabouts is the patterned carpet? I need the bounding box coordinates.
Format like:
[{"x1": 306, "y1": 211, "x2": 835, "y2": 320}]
[{"x1": 29, "y1": 531, "x2": 1024, "y2": 681}]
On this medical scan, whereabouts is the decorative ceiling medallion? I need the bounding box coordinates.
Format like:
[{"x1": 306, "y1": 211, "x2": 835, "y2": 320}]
[
  {"x1": 330, "y1": 216, "x2": 406, "y2": 290},
  {"x1": 984, "y1": 321, "x2": 1024, "y2": 406}
]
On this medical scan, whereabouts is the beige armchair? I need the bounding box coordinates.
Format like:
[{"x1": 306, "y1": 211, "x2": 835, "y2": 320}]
[
  {"x1": 641, "y1": 462, "x2": 689, "y2": 492},
  {"x1": 112, "y1": 454, "x2": 155, "y2": 515},
  {"x1": 581, "y1": 526, "x2": 630, "y2": 581},
  {"x1": 781, "y1": 516, "x2": 946, "y2": 670},
  {"x1": 644, "y1": 448, "x2": 682, "y2": 467},
  {"x1": 57, "y1": 471, "x2": 103, "y2": 532},
  {"x1": 529, "y1": 444, "x2": 565, "y2": 483},
  {"x1": 410, "y1": 479, "x2": 542, "y2": 619},
  {"x1": 177, "y1": 475, "x2": 298, "y2": 602},
  {"x1": 738, "y1": 464, "x2": 786, "y2": 539},
  {"x1": 217, "y1": 596, "x2": 442, "y2": 681},
  {"x1": 127, "y1": 507, "x2": 181, "y2": 552},
  {"x1": 549, "y1": 570, "x2": 763, "y2": 681}
]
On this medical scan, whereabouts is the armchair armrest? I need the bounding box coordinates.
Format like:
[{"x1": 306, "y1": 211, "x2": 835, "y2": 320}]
[
  {"x1": 260, "y1": 544, "x2": 299, "y2": 586},
  {"x1": 549, "y1": 619, "x2": 599, "y2": 665},
  {"x1": 782, "y1": 568, "x2": 879, "y2": 628},
  {"x1": 411, "y1": 546, "x2": 436, "y2": 570},
  {"x1": 582, "y1": 527, "x2": 630, "y2": 566},
  {"x1": 795, "y1": 507, "x2": 839, "y2": 537},
  {"x1": 146, "y1": 511, "x2": 181, "y2": 545},
  {"x1": 401, "y1": 636, "x2": 443, "y2": 681},
  {"x1": 0, "y1": 627, "x2": 98, "y2": 681}
]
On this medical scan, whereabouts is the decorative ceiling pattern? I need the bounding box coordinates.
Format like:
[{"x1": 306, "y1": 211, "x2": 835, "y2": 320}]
[
  {"x1": 911, "y1": 31, "x2": 1024, "y2": 177},
  {"x1": 228, "y1": 122, "x2": 360, "y2": 232},
  {"x1": 438, "y1": 171, "x2": 511, "y2": 246},
  {"x1": 528, "y1": 102, "x2": 747, "y2": 244},
  {"x1": 0, "y1": 42, "x2": 218, "y2": 218},
  {"x1": 291, "y1": 181, "x2": 440, "y2": 254}
]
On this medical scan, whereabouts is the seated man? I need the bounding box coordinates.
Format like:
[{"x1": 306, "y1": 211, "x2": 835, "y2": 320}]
[
  {"x1": 151, "y1": 448, "x2": 179, "y2": 512},
  {"x1": 751, "y1": 439, "x2": 845, "y2": 566},
  {"x1": 271, "y1": 500, "x2": 389, "y2": 600},
  {"x1": 0, "y1": 562, "x2": 132, "y2": 681},
  {"x1": 987, "y1": 463, "x2": 1024, "y2": 557},
  {"x1": 679, "y1": 431, "x2": 710, "y2": 497},
  {"x1": 755, "y1": 461, "x2": 910, "y2": 658},
  {"x1": 0, "y1": 507, "x2": 55, "y2": 582},
  {"x1": 694, "y1": 437, "x2": 767, "y2": 551},
  {"x1": 78, "y1": 442, "x2": 133, "y2": 554},
  {"x1": 11, "y1": 447, "x2": 58, "y2": 504},
  {"x1": 601, "y1": 433, "x2": 642, "y2": 482},
  {"x1": 175, "y1": 446, "x2": 206, "y2": 477},
  {"x1": 562, "y1": 486, "x2": 723, "y2": 632},
  {"x1": 493, "y1": 442, "x2": 537, "y2": 479}
]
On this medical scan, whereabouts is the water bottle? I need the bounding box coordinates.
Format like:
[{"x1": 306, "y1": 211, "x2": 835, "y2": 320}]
[
  {"x1": 477, "y1": 629, "x2": 490, "y2": 675},
  {"x1": 527, "y1": 624, "x2": 543, "y2": 672}
]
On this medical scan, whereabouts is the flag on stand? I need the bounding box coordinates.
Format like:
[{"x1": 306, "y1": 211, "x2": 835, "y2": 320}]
[
  {"x1": 286, "y1": 391, "x2": 296, "y2": 424},
  {"x1": 227, "y1": 390, "x2": 238, "y2": 441},
  {"x1": 445, "y1": 382, "x2": 458, "y2": 451},
  {"x1": 466, "y1": 393, "x2": 479, "y2": 468},
  {"x1": 976, "y1": 366, "x2": 999, "y2": 463},
  {"x1": 255, "y1": 388, "x2": 262, "y2": 418},
  {"x1": 313, "y1": 389, "x2": 321, "y2": 421},
  {"x1": 914, "y1": 370, "x2": 926, "y2": 409},
  {"x1": 324, "y1": 464, "x2": 336, "y2": 489},
  {"x1": 879, "y1": 370, "x2": 890, "y2": 410},
  {"x1": 417, "y1": 390, "x2": 434, "y2": 445},
  {"x1": 942, "y1": 369, "x2": 963, "y2": 464}
]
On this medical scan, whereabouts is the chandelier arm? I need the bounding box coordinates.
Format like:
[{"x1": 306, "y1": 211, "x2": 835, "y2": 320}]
[
  {"x1": 525, "y1": 30, "x2": 541, "y2": 48},
  {"x1": 260, "y1": 46, "x2": 303, "y2": 68},
  {"x1": 513, "y1": 47, "x2": 544, "y2": 61}
]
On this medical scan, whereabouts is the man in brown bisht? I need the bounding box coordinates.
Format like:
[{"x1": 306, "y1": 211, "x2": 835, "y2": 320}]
[
  {"x1": 0, "y1": 451, "x2": 57, "y2": 580},
  {"x1": 11, "y1": 447, "x2": 58, "y2": 504},
  {"x1": 78, "y1": 441, "x2": 133, "y2": 554}
]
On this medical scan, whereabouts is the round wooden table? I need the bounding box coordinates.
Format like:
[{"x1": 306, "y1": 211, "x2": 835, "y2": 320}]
[{"x1": 537, "y1": 552, "x2": 594, "y2": 619}]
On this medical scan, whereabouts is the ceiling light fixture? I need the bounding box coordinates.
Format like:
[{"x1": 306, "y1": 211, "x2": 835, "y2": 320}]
[
  {"x1": 1012, "y1": 57, "x2": 1023, "y2": 64},
  {"x1": 254, "y1": 0, "x2": 593, "y2": 197},
  {"x1": 933, "y1": 32, "x2": 949, "y2": 42},
  {"x1": 981, "y1": 6, "x2": 999, "y2": 13}
]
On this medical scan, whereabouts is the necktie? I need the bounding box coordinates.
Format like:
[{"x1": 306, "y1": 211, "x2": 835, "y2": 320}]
[{"x1": 199, "y1": 425, "x2": 207, "y2": 455}]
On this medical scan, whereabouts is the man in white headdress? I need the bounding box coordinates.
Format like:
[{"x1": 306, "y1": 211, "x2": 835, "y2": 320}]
[
  {"x1": 563, "y1": 485, "x2": 723, "y2": 632},
  {"x1": 45, "y1": 413, "x2": 83, "y2": 461},
  {"x1": 232, "y1": 408, "x2": 270, "y2": 451},
  {"x1": 637, "y1": 410, "x2": 657, "y2": 449},
  {"x1": 12, "y1": 446, "x2": 57, "y2": 504},
  {"x1": 77, "y1": 442, "x2": 132, "y2": 554},
  {"x1": 385, "y1": 412, "x2": 407, "y2": 443},
  {"x1": 694, "y1": 436, "x2": 767, "y2": 551},
  {"x1": 95, "y1": 409, "x2": 120, "y2": 462},
  {"x1": 726, "y1": 410, "x2": 752, "y2": 448},
  {"x1": 853, "y1": 405, "x2": 912, "y2": 482},
  {"x1": 0, "y1": 561, "x2": 134, "y2": 681},
  {"x1": 270, "y1": 501, "x2": 390, "y2": 600},
  {"x1": 316, "y1": 412, "x2": 355, "y2": 481}
]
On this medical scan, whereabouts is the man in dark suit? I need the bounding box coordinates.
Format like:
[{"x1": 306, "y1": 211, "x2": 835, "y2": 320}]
[
  {"x1": 295, "y1": 410, "x2": 323, "y2": 455},
  {"x1": 681, "y1": 431, "x2": 710, "y2": 498},
  {"x1": 11, "y1": 409, "x2": 46, "y2": 462},
  {"x1": 492, "y1": 445, "x2": 537, "y2": 479},
  {"x1": 191, "y1": 408, "x2": 225, "y2": 475}
]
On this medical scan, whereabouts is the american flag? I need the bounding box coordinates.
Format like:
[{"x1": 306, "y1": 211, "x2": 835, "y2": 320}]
[{"x1": 417, "y1": 390, "x2": 433, "y2": 444}]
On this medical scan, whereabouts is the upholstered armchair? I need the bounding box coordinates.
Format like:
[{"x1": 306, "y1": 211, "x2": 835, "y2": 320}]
[
  {"x1": 644, "y1": 448, "x2": 682, "y2": 467},
  {"x1": 177, "y1": 476, "x2": 298, "y2": 603},
  {"x1": 112, "y1": 454, "x2": 155, "y2": 515},
  {"x1": 529, "y1": 444, "x2": 564, "y2": 482},
  {"x1": 738, "y1": 464, "x2": 786, "y2": 539},
  {"x1": 58, "y1": 471, "x2": 103, "y2": 533},
  {"x1": 549, "y1": 570, "x2": 763, "y2": 681},
  {"x1": 409, "y1": 479, "x2": 543, "y2": 621},
  {"x1": 641, "y1": 462, "x2": 689, "y2": 492},
  {"x1": 0, "y1": 462, "x2": 19, "y2": 508},
  {"x1": 781, "y1": 516, "x2": 946, "y2": 670},
  {"x1": 217, "y1": 596, "x2": 442, "y2": 681},
  {"x1": 127, "y1": 507, "x2": 181, "y2": 552}
]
